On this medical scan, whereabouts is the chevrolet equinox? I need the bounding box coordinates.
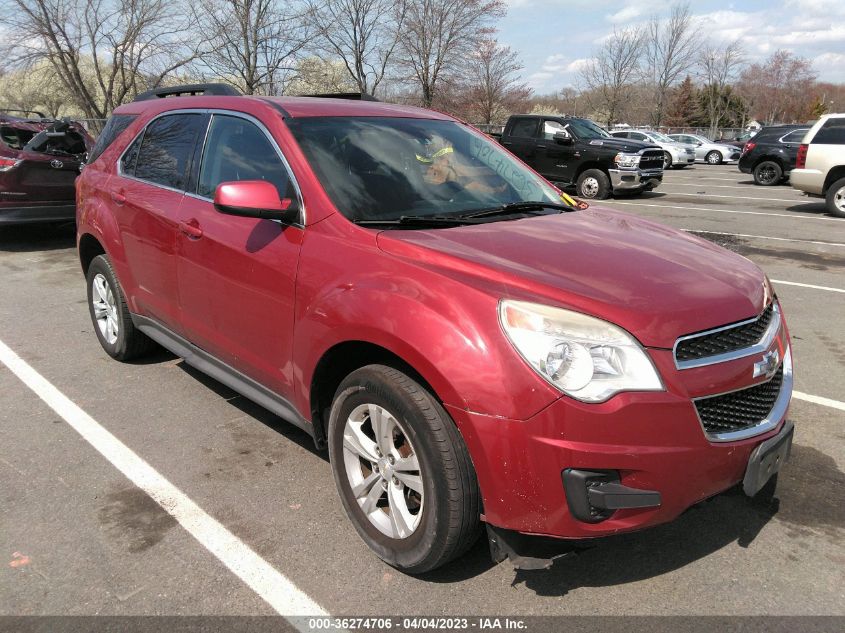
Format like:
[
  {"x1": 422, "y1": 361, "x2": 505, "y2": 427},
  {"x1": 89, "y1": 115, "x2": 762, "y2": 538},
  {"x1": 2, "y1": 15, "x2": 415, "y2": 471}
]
[{"x1": 76, "y1": 85, "x2": 794, "y2": 573}]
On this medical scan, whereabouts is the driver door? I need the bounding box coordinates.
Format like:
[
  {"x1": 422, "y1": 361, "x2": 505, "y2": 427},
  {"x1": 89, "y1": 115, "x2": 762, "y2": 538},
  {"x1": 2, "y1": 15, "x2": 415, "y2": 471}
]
[{"x1": 536, "y1": 119, "x2": 577, "y2": 184}]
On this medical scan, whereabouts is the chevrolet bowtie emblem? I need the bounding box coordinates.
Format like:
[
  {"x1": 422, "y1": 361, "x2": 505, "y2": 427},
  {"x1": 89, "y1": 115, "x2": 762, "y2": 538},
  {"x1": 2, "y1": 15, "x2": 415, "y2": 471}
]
[{"x1": 753, "y1": 349, "x2": 780, "y2": 379}]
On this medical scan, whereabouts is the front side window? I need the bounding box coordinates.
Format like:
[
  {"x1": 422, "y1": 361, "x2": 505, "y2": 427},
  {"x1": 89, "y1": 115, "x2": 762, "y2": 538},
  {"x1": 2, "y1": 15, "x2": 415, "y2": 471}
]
[
  {"x1": 543, "y1": 120, "x2": 566, "y2": 140},
  {"x1": 287, "y1": 116, "x2": 561, "y2": 222},
  {"x1": 197, "y1": 115, "x2": 292, "y2": 199},
  {"x1": 133, "y1": 113, "x2": 206, "y2": 190}
]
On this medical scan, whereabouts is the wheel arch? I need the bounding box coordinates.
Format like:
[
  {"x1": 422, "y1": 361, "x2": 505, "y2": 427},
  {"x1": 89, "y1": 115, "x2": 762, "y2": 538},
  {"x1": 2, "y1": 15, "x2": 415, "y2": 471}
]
[
  {"x1": 823, "y1": 166, "x2": 845, "y2": 194},
  {"x1": 78, "y1": 232, "x2": 107, "y2": 276}
]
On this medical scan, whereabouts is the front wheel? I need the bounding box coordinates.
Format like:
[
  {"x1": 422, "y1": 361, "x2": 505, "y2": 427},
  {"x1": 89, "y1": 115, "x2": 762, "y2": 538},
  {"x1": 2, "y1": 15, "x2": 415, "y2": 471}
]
[
  {"x1": 327, "y1": 365, "x2": 481, "y2": 573},
  {"x1": 576, "y1": 169, "x2": 611, "y2": 200},
  {"x1": 705, "y1": 150, "x2": 723, "y2": 165},
  {"x1": 825, "y1": 177, "x2": 845, "y2": 218},
  {"x1": 663, "y1": 152, "x2": 673, "y2": 169},
  {"x1": 753, "y1": 160, "x2": 783, "y2": 186}
]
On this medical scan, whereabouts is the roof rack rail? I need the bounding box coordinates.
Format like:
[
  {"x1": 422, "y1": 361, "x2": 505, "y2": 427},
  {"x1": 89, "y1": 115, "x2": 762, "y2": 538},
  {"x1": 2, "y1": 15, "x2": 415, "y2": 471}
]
[
  {"x1": 0, "y1": 108, "x2": 48, "y2": 119},
  {"x1": 302, "y1": 92, "x2": 379, "y2": 102},
  {"x1": 133, "y1": 83, "x2": 242, "y2": 102}
]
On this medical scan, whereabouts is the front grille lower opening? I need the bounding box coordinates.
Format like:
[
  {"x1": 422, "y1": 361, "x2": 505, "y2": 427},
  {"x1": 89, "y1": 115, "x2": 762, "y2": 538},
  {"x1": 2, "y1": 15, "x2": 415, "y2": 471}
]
[{"x1": 694, "y1": 365, "x2": 784, "y2": 435}]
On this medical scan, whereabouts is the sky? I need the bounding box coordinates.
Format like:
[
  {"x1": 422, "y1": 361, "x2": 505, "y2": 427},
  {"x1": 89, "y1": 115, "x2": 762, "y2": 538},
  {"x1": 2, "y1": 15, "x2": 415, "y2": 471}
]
[{"x1": 497, "y1": 0, "x2": 845, "y2": 95}]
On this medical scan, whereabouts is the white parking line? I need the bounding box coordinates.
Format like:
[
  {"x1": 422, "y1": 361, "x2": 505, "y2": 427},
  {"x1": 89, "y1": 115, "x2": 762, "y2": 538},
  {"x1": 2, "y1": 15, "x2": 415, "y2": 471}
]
[
  {"x1": 0, "y1": 338, "x2": 328, "y2": 624},
  {"x1": 663, "y1": 192, "x2": 802, "y2": 203},
  {"x1": 661, "y1": 183, "x2": 774, "y2": 191},
  {"x1": 600, "y1": 200, "x2": 840, "y2": 221},
  {"x1": 682, "y1": 229, "x2": 845, "y2": 247},
  {"x1": 772, "y1": 280, "x2": 845, "y2": 294},
  {"x1": 794, "y1": 391, "x2": 845, "y2": 412}
]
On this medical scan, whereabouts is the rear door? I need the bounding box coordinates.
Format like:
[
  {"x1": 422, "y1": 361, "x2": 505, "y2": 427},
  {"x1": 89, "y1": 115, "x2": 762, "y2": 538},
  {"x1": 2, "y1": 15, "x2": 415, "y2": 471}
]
[
  {"x1": 176, "y1": 112, "x2": 304, "y2": 399},
  {"x1": 501, "y1": 117, "x2": 540, "y2": 163},
  {"x1": 779, "y1": 128, "x2": 809, "y2": 169},
  {"x1": 112, "y1": 111, "x2": 209, "y2": 332}
]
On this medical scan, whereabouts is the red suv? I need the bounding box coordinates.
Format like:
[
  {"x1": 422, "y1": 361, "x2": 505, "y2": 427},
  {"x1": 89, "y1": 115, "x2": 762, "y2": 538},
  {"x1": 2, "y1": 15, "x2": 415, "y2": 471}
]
[
  {"x1": 1, "y1": 111, "x2": 93, "y2": 224},
  {"x1": 76, "y1": 86, "x2": 794, "y2": 573}
]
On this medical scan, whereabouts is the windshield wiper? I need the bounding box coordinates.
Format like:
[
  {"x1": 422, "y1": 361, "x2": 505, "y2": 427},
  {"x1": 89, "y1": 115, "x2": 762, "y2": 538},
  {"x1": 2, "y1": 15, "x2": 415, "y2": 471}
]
[
  {"x1": 457, "y1": 201, "x2": 574, "y2": 219},
  {"x1": 352, "y1": 215, "x2": 483, "y2": 228}
]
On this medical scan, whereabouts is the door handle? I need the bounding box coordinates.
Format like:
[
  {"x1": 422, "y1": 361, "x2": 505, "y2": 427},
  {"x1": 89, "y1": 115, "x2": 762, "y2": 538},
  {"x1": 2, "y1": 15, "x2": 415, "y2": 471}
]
[
  {"x1": 110, "y1": 191, "x2": 126, "y2": 205},
  {"x1": 179, "y1": 219, "x2": 203, "y2": 239}
]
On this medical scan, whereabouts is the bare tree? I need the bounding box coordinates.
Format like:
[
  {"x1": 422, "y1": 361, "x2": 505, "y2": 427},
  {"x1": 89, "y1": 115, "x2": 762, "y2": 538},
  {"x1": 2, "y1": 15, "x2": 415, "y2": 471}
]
[
  {"x1": 579, "y1": 28, "x2": 645, "y2": 128},
  {"x1": 307, "y1": 0, "x2": 406, "y2": 96},
  {"x1": 737, "y1": 50, "x2": 818, "y2": 124},
  {"x1": 398, "y1": 0, "x2": 505, "y2": 107},
  {"x1": 200, "y1": 0, "x2": 313, "y2": 95},
  {"x1": 699, "y1": 40, "x2": 744, "y2": 138},
  {"x1": 3, "y1": 0, "x2": 205, "y2": 119},
  {"x1": 461, "y1": 39, "x2": 530, "y2": 124},
  {"x1": 644, "y1": 2, "x2": 701, "y2": 128}
]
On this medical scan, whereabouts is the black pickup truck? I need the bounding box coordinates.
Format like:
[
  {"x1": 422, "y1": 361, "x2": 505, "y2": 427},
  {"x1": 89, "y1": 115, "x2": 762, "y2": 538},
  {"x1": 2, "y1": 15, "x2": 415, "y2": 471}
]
[{"x1": 494, "y1": 115, "x2": 664, "y2": 199}]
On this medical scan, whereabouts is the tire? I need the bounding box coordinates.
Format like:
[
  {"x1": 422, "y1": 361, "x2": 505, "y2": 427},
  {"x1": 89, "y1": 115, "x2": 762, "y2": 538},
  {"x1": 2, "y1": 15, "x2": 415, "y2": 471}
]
[
  {"x1": 576, "y1": 169, "x2": 611, "y2": 200},
  {"x1": 86, "y1": 254, "x2": 156, "y2": 361},
  {"x1": 705, "y1": 150, "x2": 723, "y2": 165},
  {"x1": 663, "y1": 151, "x2": 673, "y2": 169},
  {"x1": 753, "y1": 160, "x2": 783, "y2": 186},
  {"x1": 327, "y1": 364, "x2": 480, "y2": 573},
  {"x1": 826, "y1": 177, "x2": 845, "y2": 219}
]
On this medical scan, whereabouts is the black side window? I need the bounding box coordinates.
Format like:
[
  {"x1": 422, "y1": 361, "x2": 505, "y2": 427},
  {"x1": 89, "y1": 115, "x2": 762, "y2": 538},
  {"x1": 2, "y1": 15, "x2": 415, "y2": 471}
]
[
  {"x1": 121, "y1": 135, "x2": 143, "y2": 175},
  {"x1": 134, "y1": 113, "x2": 207, "y2": 190},
  {"x1": 197, "y1": 115, "x2": 292, "y2": 199},
  {"x1": 780, "y1": 129, "x2": 807, "y2": 143},
  {"x1": 88, "y1": 114, "x2": 136, "y2": 164},
  {"x1": 814, "y1": 119, "x2": 845, "y2": 144},
  {"x1": 509, "y1": 118, "x2": 539, "y2": 139}
]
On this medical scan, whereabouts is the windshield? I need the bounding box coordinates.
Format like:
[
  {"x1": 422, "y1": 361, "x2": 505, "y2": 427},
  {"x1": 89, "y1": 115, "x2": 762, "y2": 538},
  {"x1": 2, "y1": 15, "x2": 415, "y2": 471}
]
[
  {"x1": 287, "y1": 117, "x2": 561, "y2": 222},
  {"x1": 566, "y1": 119, "x2": 611, "y2": 140},
  {"x1": 649, "y1": 131, "x2": 674, "y2": 143}
]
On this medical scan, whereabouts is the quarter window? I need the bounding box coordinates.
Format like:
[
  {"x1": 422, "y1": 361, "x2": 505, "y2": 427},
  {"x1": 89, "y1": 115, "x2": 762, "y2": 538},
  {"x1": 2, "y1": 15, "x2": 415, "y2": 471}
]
[
  {"x1": 813, "y1": 119, "x2": 845, "y2": 144},
  {"x1": 197, "y1": 115, "x2": 292, "y2": 199},
  {"x1": 780, "y1": 129, "x2": 808, "y2": 143},
  {"x1": 133, "y1": 113, "x2": 206, "y2": 190}
]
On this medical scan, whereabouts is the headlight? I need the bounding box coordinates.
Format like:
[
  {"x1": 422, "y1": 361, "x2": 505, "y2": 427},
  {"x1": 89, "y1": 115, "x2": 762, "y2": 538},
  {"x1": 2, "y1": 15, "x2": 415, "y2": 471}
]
[
  {"x1": 613, "y1": 152, "x2": 640, "y2": 168},
  {"x1": 499, "y1": 300, "x2": 664, "y2": 403}
]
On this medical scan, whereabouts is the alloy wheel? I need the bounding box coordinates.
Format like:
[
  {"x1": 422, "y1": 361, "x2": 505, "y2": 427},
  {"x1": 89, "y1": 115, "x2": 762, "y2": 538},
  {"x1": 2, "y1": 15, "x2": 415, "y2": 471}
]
[
  {"x1": 580, "y1": 177, "x2": 600, "y2": 198},
  {"x1": 341, "y1": 403, "x2": 424, "y2": 539},
  {"x1": 91, "y1": 273, "x2": 119, "y2": 345},
  {"x1": 834, "y1": 185, "x2": 845, "y2": 213}
]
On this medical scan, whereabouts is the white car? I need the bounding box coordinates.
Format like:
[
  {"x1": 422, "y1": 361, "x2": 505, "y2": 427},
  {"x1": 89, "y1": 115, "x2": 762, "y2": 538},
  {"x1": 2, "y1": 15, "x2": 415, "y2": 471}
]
[
  {"x1": 668, "y1": 133, "x2": 742, "y2": 164},
  {"x1": 611, "y1": 130, "x2": 696, "y2": 169},
  {"x1": 790, "y1": 113, "x2": 845, "y2": 218}
]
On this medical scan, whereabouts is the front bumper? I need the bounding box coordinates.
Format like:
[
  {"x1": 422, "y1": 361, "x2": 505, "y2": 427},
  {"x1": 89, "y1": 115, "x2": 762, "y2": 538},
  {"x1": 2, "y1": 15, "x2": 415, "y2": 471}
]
[
  {"x1": 447, "y1": 325, "x2": 792, "y2": 540},
  {"x1": 608, "y1": 168, "x2": 663, "y2": 192}
]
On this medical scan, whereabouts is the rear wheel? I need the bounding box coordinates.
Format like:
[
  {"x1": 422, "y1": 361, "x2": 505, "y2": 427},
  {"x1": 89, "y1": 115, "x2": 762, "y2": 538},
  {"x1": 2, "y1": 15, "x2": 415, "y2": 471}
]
[
  {"x1": 705, "y1": 150, "x2": 723, "y2": 165},
  {"x1": 576, "y1": 169, "x2": 611, "y2": 200},
  {"x1": 825, "y1": 177, "x2": 845, "y2": 218},
  {"x1": 327, "y1": 365, "x2": 480, "y2": 573},
  {"x1": 86, "y1": 255, "x2": 156, "y2": 361},
  {"x1": 753, "y1": 160, "x2": 782, "y2": 186}
]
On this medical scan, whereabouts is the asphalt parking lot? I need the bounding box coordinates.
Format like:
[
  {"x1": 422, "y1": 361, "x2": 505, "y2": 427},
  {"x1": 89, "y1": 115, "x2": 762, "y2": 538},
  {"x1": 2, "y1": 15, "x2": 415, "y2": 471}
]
[{"x1": 1, "y1": 163, "x2": 844, "y2": 621}]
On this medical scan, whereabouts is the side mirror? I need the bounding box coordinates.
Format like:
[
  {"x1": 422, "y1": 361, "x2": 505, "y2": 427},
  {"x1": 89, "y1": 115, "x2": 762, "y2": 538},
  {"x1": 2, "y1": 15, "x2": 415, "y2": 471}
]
[
  {"x1": 214, "y1": 180, "x2": 300, "y2": 224},
  {"x1": 696, "y1": 142, "x2": 703, "y2": 147},
  {"x1": 553, "y1": 131, "x2": 573, "y2": 145}
]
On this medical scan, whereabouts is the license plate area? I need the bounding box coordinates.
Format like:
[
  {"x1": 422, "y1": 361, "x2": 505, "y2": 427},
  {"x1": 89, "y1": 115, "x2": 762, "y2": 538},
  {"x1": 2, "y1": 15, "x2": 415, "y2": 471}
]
[{"x1": 743, "y1": 421, "x2": 793, "y2": 496}]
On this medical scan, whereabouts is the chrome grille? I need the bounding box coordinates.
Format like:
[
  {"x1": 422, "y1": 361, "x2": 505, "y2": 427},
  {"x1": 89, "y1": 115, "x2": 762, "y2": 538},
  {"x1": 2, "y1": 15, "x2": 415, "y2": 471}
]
[
  {"x1": 640, "y1": 150, "x2": 664, "y2": 170},
  {"x1": 675, "y1": 304, "x2": 774, "y2": 364},
  {"x1": 695, "y1": 365, "x2": 784, "y2": 435}
]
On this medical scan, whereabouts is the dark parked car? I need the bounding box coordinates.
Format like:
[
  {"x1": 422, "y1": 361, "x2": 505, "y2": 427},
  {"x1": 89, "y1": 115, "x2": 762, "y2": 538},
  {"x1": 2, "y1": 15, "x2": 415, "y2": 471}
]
[
  {"x1": 497, "y1": 115, "x2": 664, "y2": 199},
  {"x1": 0, "y1": 111, "x2": 94, "y2": 224},
  {"x1": 738, "y1": 124, "x2": 811, "y2": 185},
  {"x1": 77, "y1": 85, "x2": 794, "y2": 573}
]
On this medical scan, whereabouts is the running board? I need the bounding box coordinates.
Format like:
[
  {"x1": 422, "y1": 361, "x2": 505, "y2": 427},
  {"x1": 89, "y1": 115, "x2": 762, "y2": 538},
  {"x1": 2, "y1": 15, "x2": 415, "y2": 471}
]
[{"x1": 132, "y1": 315, "x2": 313, "y2": 439}]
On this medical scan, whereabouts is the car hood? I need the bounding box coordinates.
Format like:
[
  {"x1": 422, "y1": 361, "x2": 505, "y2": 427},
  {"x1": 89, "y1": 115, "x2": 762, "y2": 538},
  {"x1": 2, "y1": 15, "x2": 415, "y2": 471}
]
[
  {"x1": 580, "y1": 137, "x2": 660, "y2": 153},
  {"x1": 376, "y1": 208, "x2": 767, "y2": 349}
]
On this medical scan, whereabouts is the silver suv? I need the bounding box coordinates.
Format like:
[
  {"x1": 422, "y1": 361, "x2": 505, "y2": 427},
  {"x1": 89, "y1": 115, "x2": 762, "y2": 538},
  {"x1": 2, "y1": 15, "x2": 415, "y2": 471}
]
[{"x1": 790, "y1": 113, "x2": 845, "y2": 218}]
